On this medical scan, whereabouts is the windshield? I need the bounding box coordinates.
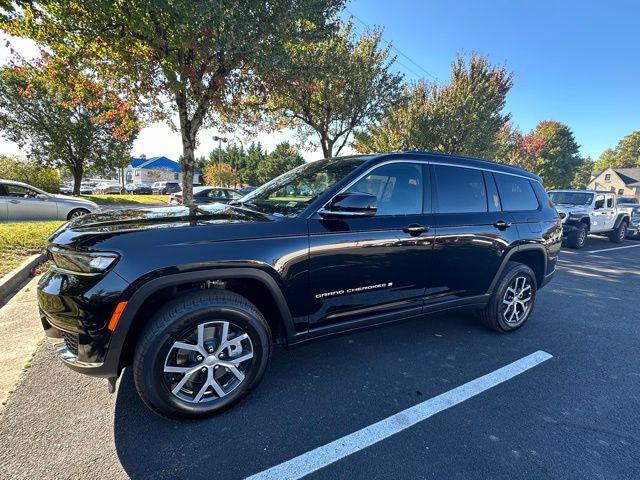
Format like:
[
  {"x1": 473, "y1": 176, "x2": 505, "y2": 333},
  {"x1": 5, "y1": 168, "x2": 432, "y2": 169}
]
[
  {"x1": 549, "y1": 191, "x2": 594, "y2": 206},
  {"x1": 239, "y1": 157, "x2": 367, "y2": 216}
]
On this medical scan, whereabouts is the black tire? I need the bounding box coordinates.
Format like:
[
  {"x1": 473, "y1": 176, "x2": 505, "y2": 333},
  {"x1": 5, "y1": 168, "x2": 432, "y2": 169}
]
[
  {"x1": 133, "y1": 290, "x2": 271, "y2": 419},
  {"x1": 565, "y1": 223, "x2": 588, "y2": 249},
  {"x1": 480, "y1": 261, "x2": 537, "y2": 333},
  {"x1": 608, "y1": 221, "x2": 627, "y2": 243},
  {"x1": 67, "y1": 208, "x2": 90, "y2": 220}
]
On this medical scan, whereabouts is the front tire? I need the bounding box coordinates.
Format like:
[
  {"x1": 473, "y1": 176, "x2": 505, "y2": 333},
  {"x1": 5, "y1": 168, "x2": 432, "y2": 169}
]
[
  {"x1": 133, "y1": 290, "x2": 271, "y2": 419},
  {"x1": 609, "y1": 221, "x2": 627, "y2": 243},
  {"x1": 565, "y1": 223, "x2": 588, "y2": 249},
  {"x1": 480, "y1": 262, "x2": 537, "y2": 333},
  {"x1": 67, "y1": 208, "x2": 90, "y2": 220}
]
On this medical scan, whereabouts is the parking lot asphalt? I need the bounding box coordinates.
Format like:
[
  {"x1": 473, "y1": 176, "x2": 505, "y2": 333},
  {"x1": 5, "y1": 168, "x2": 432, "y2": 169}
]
[{"x1": 1, "y1": 236, "x2": 639, "y2": 480}]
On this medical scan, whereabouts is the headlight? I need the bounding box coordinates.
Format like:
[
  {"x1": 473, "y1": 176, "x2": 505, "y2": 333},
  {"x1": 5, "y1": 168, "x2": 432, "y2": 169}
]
[
  {"x1": 49, "y1": 247, "x2": 119, "y2": 275},
  {"x1": 633, "y1": 208, "x2": 640, "y2": 217}
]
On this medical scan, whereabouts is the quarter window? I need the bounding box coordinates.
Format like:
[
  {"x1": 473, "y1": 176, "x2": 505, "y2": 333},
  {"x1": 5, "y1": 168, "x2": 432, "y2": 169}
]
[
  {"x1": 433, "y1": 165, "x2": 487, "y2": 213},
  {"x1": 348, "y1": 163, "x2": 423, "y2": 216},
  {"x1": 494, "y1": 173, "x2": 539, "y2": 211}
]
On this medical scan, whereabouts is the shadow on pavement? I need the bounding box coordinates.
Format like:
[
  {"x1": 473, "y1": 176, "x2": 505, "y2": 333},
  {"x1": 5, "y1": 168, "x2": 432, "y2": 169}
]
[{"x1": 113, "y1": 310, "x2": 512, "y2": 480}]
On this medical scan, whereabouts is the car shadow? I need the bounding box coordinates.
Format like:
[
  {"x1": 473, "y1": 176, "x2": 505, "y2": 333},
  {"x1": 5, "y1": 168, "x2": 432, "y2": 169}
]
[{"x1": 113, "y1": 309, "x2": 522, "y2": 480}]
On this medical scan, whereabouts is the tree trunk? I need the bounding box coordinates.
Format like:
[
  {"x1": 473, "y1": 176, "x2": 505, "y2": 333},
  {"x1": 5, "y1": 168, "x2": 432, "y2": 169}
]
[
  {"x1": 72, "y1": 164, "x2": 83, "y2": 196},
  {"x1": 177, "y1": 97, "x2": 196, "y2": 206},
  {"x1": 320, "y1": 135, "x2": 333, "y2": 159}
]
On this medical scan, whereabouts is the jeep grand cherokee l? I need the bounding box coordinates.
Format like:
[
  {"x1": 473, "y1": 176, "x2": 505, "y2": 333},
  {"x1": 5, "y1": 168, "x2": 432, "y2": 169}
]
[{"x1": 37, "y1": 152, "x2": 561, "y2": 418}]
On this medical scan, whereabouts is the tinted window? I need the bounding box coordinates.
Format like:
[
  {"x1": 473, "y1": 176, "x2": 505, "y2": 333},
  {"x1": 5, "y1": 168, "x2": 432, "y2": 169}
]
[
  {"x1": 494, "y1": 173, "x2": 539, "y2": 211},
  {"x1": 4, "y1": 184, "x2": 39, "y2": 198},
  {"x1": 483, "y1": 171, "x2": 501, "y2": 212},
  {"x1": 349, "y1": 163, "x2": 423, "y2": 216},
  {"x1": 434, "y1": 165, "x2": 487, "y2": 213},
  {"x1": 606, "y1": 196, "x2": 614, "y2": 208}
]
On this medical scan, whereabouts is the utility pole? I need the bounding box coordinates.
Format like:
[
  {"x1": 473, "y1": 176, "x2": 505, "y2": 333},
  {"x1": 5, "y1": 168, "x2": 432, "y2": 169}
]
[{"x1": 212, "y1": 135, "x2": 227, "y2": 186}]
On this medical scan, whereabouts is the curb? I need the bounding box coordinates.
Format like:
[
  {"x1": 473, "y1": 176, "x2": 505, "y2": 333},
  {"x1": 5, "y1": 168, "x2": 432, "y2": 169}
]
[{"x1": 0, "y1": 253, "x2": 46, "y2": 303}]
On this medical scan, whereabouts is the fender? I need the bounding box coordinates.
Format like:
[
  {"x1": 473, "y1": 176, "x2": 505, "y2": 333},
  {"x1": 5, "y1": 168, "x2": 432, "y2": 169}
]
[
  {"x1": 614, "y1": 213, "x2": 630, "y2": 229},
  {"x1": 486, "y1": 244, "x2": 549, "y2": 294},
  {"x1": 104, "y1": 268, "x2": 297, "y2": 376},
  {"x1": 564, "y1": 215, "x2": 590, "y2": 228}
]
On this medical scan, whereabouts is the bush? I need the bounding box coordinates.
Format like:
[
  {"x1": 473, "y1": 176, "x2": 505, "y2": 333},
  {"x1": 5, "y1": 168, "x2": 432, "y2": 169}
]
[{"x1": 0, "y1": 155, "x2": 60, "y2": 193}]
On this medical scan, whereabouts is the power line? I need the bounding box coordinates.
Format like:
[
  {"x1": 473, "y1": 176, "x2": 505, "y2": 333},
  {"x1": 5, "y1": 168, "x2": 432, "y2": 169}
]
[{"x1": 345, "y1": 8, "x2": 438, "y2": 81}]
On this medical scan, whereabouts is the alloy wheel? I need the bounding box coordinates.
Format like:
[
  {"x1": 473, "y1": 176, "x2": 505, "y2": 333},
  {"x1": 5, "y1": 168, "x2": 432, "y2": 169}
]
[
  {"x1": 501, "y1": 276, "x2": 533, "y2": 325},
  {"x1": 578, "y1": 228, "x2": 586, "y2": 247},
  {"x1": 163, "y1": 321, "x2": 254, "y2": 404}
]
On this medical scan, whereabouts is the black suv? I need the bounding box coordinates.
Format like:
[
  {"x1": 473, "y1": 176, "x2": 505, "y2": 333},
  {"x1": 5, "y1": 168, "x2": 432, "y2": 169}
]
[{"x1": 38, "y1": 152, "x2": 561, "y2": 418}]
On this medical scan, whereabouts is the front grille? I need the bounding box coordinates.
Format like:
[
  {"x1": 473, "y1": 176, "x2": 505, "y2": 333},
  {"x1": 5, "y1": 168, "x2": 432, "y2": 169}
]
[{"x1": 62, "y1": 331, "x2": 79, "y2": 357}]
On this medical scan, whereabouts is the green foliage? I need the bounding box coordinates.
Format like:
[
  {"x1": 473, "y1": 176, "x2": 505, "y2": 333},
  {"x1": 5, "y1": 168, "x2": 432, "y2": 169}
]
[
  {"x1": 355, "y1": 53, "x2": 513, "y2": 159},
  {"x1": 499, "y1": 121, "x2": 583, "y2": 189},
  {"x1": 593, "y1": 131, "x2": 640, "y2": 172},
  {"x1": 0, "y1": 56, "x2": 138, "y2": 195},
  {"x1": 572, "y1": 157, "x2": 594, "y2": 189},
  {"x1": 5, "y1": 0, "x2": 345, "y2": 204},
  {"x1": 268, "y1": 20, "x2": 403, "y2": 158},
  {"x1": 0, "y1": 155, "x2": 60, "y2": 192},
  {"x1": 256, "y1": 142, "x2": 305, "y2": 184}
]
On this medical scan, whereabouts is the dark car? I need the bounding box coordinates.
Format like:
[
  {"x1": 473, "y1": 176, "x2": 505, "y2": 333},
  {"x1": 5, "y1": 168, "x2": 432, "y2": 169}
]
[
  {"x1": 37, "y1": 152, "x2": 561, "y2": 418},
  {"x1": 151, "y1": 181, "x2": 181, "y2": 194},
  {"x1": 169, "y1": 186, "x2": 242, "y2": 205},
  {"x1": 124, "y1": 183, "x2": 153, "y2": 195}
]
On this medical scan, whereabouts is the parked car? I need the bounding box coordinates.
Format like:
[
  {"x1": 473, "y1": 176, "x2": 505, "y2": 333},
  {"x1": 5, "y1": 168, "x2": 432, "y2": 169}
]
[
  {"x1": 124, "y1": 183, "x2": 153, "y2": 195},
  {"x1": 93, "y1": 182, "x2": 123, "y2": 195},
  {"x1": 238, "y1": 186, "x2": 257, "y2": 195},
  {"x1": 60, "y1": 182, "x2": 95, "y2": 195},
  {"x1": 151, "y1": 181, "x2": 181, "y2": 194},
  {"x1": 169, "y1": 186, "x2": 242, "y2": 205},
  {"x1": 0, "y1": 179, "x2": 99, "y2": 221},
  {"x1": 617, "y1": 196, "x2": 640, "y2": 238},
  {"x1": 549, "y1": 190, "x2": 633, "y2": 248},
  {"x1": 37, "y1": 152, "x2": 561, "y2": 418}
]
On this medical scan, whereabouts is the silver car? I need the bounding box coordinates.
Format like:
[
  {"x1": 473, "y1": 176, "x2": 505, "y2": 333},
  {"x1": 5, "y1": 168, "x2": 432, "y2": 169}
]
[{"x1": 0, "y1": 179, "x2": 99, "y2": 221}]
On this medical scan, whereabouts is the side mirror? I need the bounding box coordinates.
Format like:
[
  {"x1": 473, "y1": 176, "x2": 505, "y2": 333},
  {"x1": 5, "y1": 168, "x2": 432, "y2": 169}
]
[
  {"x1": 319, "y1": 192, "x2": 378, "y2": 219},
  {"x1": 594, "y1": 199, "x2": 605, "y2": 209},
  {"x1": 36, "y1": 193, "x2": 49, "y2": 200}
]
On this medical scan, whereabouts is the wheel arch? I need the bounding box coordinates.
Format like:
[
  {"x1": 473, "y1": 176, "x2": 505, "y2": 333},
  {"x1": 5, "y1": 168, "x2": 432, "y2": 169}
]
[
  {"x1": 111, "y1": 268, "x2": 296, "y2": 374},
  {"x1": 487, "y1": 245, "x2": 547, "y2": 293},
  {"x1": 614, "y1": 213, "x2": 630, "y2": 228}
]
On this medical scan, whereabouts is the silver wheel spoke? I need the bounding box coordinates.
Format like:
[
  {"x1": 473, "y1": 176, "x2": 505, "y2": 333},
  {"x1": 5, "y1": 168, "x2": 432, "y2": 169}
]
[
  {"x1": 228, "y1": 365, "x2": 245, "y2": 382},
  {"x1": 230, "y1": 352, "x2": 253, "y2": 365},
  {"x1": 164, "y1": 365, "x2": 192, "y2": 374},
  {"x1": 210, "y1": 378, "x2": 226, "y2": 398},
  {"x1": 193, "y1": 378, "x2": 210, "y2": 403},
  {"x1": 171, "y1": 367, "x2": 198, "y2": 395}
]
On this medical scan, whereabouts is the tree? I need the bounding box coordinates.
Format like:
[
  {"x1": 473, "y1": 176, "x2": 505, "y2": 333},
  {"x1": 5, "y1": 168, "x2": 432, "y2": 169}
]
[
  {"x1": 0, "y1": 155, "x2": 60, "y2": 192},
  {"x1": 244, "y1": 142, "x2": 267, "y2": 186},
  {"x1": 503, "y1": 121, "x2": 583, "y2": 189},
  {"x1": 572, "y1": 157, "x2": 594, "y2": 189},
  {"x1": 268, "y1": 20, "x2": 402, "y2": 158},
  {"x1": 5, "y1": 0, "x2": 345, "y2": 204},
  {"x1": 203, "y1": 162, "x2": 236, "y2": 188},
  {"x1": 0, "y1": 56, "x2": 138, "y2": 194},
  {"x1": 354, "y1": 53, "x2": 513, "y2": 159},
  {"x1": 256, "y1": 141, "x2": 305, "y2": 184},
  {"x1": 593, "y1": 131, "x2": 640, "y2": 172}
]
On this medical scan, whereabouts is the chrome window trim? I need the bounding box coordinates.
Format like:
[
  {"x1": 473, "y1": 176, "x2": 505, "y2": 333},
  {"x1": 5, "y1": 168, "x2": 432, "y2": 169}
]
[{"x1": 317, "y1": 158, "x2": 540, "y2": 215}]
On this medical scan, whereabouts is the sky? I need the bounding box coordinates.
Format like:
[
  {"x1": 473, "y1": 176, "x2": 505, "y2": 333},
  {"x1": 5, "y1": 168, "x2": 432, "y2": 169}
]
[{"x1": 1, "y1": 0, "x2": 639, "y2": 162}]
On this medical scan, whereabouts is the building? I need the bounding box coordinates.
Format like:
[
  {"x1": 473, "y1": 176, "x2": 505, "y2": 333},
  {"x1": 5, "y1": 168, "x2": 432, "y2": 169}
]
[
  {"x1": 121, "y1": 156, "x2": 200, "y2": 185},
  {"x1": 588, "y1": 167, "x2": 640, "y2": 198}
]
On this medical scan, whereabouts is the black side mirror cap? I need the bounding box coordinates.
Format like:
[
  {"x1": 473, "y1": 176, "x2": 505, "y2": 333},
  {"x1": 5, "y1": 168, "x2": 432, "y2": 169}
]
[{"x1": 318, "y1": 192, "x2": 378, "y2": 219}]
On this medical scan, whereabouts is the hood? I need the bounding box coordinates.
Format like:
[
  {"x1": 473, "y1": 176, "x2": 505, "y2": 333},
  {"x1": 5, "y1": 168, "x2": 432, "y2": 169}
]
[
  {"x1": 51, "y1": 194, "x2": 98, "y2": 207},
  {"x1": 54, "y1": 202, "x2": 272, "y2": 236},
  {"x1": 554, "y1": 204, "x2": 588, "y2": 216}
]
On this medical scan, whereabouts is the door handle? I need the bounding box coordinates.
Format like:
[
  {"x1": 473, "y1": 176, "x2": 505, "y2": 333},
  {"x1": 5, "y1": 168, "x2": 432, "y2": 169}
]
[
  {"x1": 493, "y1": 220, "x2": 512, "y2": 230},
  {"x1": 402, "y1": 224, "x2": 430, "y2": 236},
  {"x1": 8, "y1": 199, "x2": 19, "y2": 204}
]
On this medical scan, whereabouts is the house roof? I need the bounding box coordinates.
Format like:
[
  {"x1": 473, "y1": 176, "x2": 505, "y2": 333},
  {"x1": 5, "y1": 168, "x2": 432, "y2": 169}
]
[
  {"x1": 613, "y1": 168, "x2": 640, "y2": 186},
  {"x1": 130, "y1": 156, "x2": 181, "y2": 172}
]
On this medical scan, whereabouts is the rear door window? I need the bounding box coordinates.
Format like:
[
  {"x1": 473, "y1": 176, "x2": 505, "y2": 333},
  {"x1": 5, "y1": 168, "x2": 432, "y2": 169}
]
[
  {"x1": 433, "y1": 165, "x2": 487, "y2": 213},
  {"x1": 494, "y1": 173, "x2": 539, "y2": 212}
]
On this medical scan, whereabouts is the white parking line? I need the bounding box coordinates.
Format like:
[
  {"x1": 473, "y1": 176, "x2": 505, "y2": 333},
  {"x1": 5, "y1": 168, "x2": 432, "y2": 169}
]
[
  {"x1": 246, "y1": 350, "x2": 553, "y2": 480},
  {"x1": 587, "y1": 244, "x2": 640, "y2": 254}
]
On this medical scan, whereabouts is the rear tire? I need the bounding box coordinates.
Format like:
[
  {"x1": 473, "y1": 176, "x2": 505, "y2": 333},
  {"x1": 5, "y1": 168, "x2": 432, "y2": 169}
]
[
  {"x1": 608, "y1": 221, "x2": 627, "y2": 243},
  {"x1": 565, "y1": 223, "x2": 588, "y2": 249},
  {"x1": 133, "y1": 290, "x2": 271, "y2": 419},
  {"x1": 480, "y1": 262, "x2": 537, "y2": 333}
]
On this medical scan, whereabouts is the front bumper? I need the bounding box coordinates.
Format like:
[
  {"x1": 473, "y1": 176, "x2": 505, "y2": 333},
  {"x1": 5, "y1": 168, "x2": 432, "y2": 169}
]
[{"x1": 37, "y1": 268, "x2": 130, "y2": 377}]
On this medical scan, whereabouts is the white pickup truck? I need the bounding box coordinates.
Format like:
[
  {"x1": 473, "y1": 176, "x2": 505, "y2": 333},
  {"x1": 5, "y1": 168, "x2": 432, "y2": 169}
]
[{"x1": 548, "y1": 190, "x2": 637, "y2": 249}]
